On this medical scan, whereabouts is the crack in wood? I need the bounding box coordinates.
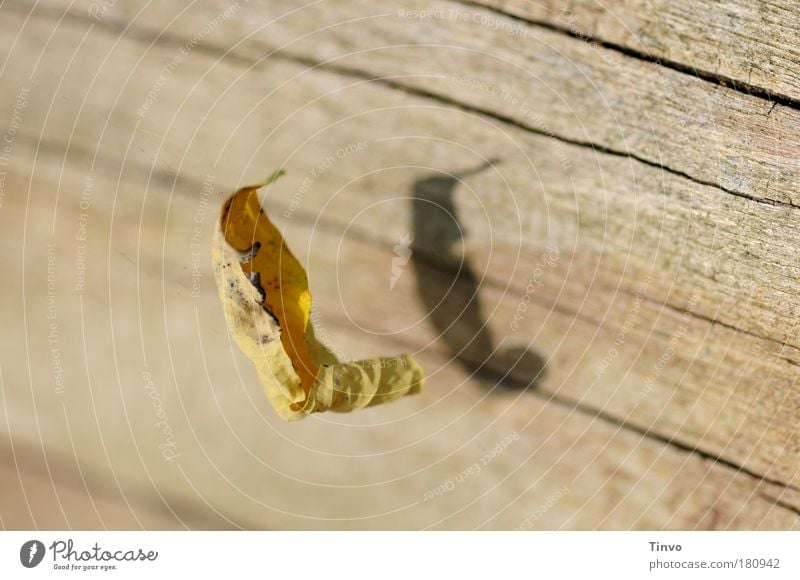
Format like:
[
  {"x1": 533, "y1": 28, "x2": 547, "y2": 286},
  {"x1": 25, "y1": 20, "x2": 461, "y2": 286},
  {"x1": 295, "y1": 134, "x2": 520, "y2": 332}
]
[
  {"x1": 285, "y1": 53, "x2": 798, "y2": 210},
  {"x1": 759, "y1": 492, "x2": 800, "y2": 518},
  {"x1": 457, "y1": 0, "x2": 800, "y2": 112},
  {"x1": 10, "y1": 0, "x2": 798, "y2": 211}
]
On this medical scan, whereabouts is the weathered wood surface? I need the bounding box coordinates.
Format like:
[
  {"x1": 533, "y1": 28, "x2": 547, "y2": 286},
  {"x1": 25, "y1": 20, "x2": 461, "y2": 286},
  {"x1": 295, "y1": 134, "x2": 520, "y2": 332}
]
[
  {"x1": 27, "y1": 0, "x2": 800, "y2": 208},
  {"x1": 257, "y1": 0, "x2": 797, "y2": 209},
  {"x1": 2, "y1": 148, "x2": 798, "y2": 530},
  {"x1": 474, "y1": 0, "x2": 800, "y2": 103},
  {"x1": 0, "y1": 439, "x2": 242, "y2": 530},
  {"x1": 0, "y1": 0, "x2": 798, "y2": 529}
]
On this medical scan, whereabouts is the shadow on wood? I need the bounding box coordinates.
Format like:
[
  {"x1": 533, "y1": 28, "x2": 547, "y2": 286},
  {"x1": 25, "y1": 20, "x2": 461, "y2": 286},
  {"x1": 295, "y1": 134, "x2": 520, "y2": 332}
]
[{"x1": 410, "y1": 162, "x2": 546, "y2": 391}]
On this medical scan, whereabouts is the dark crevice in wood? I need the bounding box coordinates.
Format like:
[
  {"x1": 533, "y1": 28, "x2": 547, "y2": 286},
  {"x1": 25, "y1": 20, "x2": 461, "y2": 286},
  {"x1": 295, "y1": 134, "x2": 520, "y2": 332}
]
[
  {"x1": 633, "y1": 289, "x2": 800, "y2": 353},
  {"x1": 268, "y1": 48, "x2": 799, "y2": 211},
  {"x1": 540, "y1": 394, "x2": 800, "y2": 495},
  {"x1": 12, "y1": 1, "x2": 799, "y2": 211},
  {"x1": 457, "y1": 0, "x2": 800, "y2": 112},
  {"x1": 759, "y1": 492, "x2": 800, "y2": 518}
]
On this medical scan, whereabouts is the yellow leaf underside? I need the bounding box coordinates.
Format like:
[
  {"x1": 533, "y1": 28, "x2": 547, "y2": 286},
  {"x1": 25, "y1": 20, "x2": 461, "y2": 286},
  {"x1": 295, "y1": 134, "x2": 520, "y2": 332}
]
[{"x1": 220, "y1": 187, "x2": 318, "y2": 399}]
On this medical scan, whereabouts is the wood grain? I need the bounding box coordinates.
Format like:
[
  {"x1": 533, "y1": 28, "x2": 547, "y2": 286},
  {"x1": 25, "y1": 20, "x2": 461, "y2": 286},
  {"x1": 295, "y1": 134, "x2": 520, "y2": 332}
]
[
  {"x1": 0, "y1": 0, "x2": 797, "y2": 529},
  {"x1": 19, "y1": 0, "x2": 799, "y2": 208},
  {"x1": 1, "y1": 134, "x2": 797, "y2": 528},
  {"x1": 473, "y1": 0, "x2": 800, "y2": 103},
  {"x1": 0, "y1": 439, "x2": 246, "y2": 530}
]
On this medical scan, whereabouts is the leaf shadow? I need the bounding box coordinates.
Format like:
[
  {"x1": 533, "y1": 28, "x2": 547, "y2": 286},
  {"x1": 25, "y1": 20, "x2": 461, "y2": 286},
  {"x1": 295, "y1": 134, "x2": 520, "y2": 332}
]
[{"x1": 410, "y1": 161, "x2": 546, "y2": 391}]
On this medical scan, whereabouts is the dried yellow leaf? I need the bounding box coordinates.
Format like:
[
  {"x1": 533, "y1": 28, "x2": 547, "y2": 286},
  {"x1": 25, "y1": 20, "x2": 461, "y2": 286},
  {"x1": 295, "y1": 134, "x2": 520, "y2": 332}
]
[{"x1": 212, "y1": 174, "x2": 424, "y2": 421}]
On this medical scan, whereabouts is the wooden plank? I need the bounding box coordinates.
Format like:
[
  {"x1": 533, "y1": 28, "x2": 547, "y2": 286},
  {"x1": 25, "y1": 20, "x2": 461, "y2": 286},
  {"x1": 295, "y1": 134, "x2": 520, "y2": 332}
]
[
  {"x1": 13, "y1": 0, "x2": 800, "y2": 209},
  {"x1": 1, "y1": 4, "x2": 798, "y2": 528},
  {"x1": 472, "y1": 0, "x2": 800, "y2": 103},
  {"x1": 0, "y1": 137, "x2": 798, "y2": 529},
  {"x1": 0, "y1": 439, "x2": 246, "y2": 530},
  {"x1": 0, "y1": 12, "x2": 797, "y2": 488},
  {"x1": 31, "y1": 0, "x2": 800, "y2": 107}
]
